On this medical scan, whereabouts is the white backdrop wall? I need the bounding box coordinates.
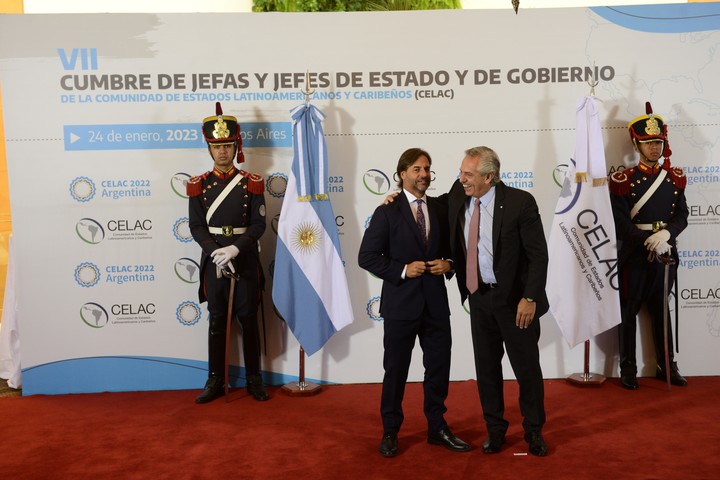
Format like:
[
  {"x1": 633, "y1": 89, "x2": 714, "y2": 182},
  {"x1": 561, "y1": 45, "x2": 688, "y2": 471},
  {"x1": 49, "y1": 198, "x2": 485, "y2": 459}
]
[{"x1": 0, "y1": 5, "x2": 718, "y2": 395}]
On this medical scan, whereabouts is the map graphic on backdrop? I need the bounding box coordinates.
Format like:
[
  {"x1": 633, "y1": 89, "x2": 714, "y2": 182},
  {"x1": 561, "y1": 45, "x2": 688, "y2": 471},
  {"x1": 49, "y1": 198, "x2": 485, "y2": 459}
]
[{"x1": 0, "y1": 5, "x2": 718, "y2": 394}]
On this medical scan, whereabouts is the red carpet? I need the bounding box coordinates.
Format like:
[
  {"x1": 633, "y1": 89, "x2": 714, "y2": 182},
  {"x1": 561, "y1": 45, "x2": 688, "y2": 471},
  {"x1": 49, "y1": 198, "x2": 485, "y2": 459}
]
[{"x1": 2, "y1": 377, "x2": 719, "y2": 479}]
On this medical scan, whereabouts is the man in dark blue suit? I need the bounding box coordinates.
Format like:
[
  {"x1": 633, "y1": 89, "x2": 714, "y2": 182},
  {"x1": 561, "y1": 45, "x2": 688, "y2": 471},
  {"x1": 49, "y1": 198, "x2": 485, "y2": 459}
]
[
  {"x1": 447, "y1": 146, "x2": 549, "y2": 456},
  {"x1": 359, "y1": 148, "x2": 470, "y2": 458}
]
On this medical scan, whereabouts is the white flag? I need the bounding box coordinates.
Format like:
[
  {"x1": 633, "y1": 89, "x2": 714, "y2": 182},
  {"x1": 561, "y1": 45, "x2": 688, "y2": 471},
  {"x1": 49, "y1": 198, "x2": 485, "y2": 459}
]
[{"x1": 548, "y1": 96, "x2": 621, "y2": 348}]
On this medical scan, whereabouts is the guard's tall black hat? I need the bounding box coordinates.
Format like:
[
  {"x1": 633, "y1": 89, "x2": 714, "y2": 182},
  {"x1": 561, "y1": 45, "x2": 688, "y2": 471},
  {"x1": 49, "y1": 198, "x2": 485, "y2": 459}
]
[
  {"x1": 628, "y1": 101, "x2": 671, "y2": 158},
  {"x1": 202, "y1": 102, "x2": 244, "y2": 163}
]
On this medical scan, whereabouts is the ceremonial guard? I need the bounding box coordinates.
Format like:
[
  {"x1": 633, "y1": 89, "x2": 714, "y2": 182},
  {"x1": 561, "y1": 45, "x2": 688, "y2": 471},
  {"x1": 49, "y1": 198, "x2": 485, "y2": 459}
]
[
  {"x1": 188, "y1": 102, "x2": 269, "y2": 403},
  {"x1": 609, "y1": 102, "x2": 689, "y2": 390}
]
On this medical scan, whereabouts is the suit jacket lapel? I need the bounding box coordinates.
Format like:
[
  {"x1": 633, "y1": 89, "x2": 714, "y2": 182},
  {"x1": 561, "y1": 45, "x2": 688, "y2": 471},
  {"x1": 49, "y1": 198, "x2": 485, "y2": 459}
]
[
  {"x1": 427, "y1": 198, "x2": 439, "y2": 253},
  {"x1": 448, "y1": 180, "x2": 467, "y2": 258},
  {"x1": 455, "y1": 197, "x2": 467, "y2": 255},
  {"x1": 492, "y1": 182, "x2": 505, "y2": 251}
]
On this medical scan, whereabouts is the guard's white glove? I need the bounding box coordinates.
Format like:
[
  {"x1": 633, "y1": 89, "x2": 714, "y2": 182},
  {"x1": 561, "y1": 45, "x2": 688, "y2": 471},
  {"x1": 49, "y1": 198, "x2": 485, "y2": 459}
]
[
  {"x1": 654, "y1": 241, "x2": 672, "y2": 256},
  {"x1": 211, "y1": 245, "x2": 239, "y2": 267},
  {"x1": 644, "y1": 229, "x2": 671, "y2": 251}
]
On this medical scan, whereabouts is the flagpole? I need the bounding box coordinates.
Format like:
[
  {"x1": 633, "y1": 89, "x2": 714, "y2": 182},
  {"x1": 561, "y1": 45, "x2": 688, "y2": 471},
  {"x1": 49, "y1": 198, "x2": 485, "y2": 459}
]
[
  {"x1": 660, "y1": 253, "x2": 675, "y2": 391},
  {"x1": 565, "y1": 74, "x2": 609, "y2": 387},
  {"x1": 225, "y1": 274, "x2": 236, "y2": 402},
  {"x1": 281, "y1": 346, "x2": 322, "y2": 396},
  {"x1": 276, "y1": 74, "x2": 352, "y2": 396},
  {"x1": 566, "y1": 340, "x2": 606, "y2": 386},
  {"x1": 281, "y1": 72, "x2": 322, "y2": 397}
]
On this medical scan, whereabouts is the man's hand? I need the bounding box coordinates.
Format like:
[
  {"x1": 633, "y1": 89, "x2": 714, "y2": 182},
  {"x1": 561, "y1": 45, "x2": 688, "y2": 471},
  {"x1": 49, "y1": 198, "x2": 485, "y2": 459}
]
[
  {"x1": 383, "y1": 192, "x2": 399, "y2": 205},
  {"x1": 426, "y1": 259, "x2": 451, "y2": 276},
  {"x1": 516, "y1": 298, "x2": 537, "y2": 329},
  {"x1": 644, "y1": 229, "x2": 671, "y2": 251},
  {"x1": 405, "y1": 261, "x2": 427, "y2": 278},
  {"x1": 211, "y1": 245, "x2": 239, "y2": 267}
]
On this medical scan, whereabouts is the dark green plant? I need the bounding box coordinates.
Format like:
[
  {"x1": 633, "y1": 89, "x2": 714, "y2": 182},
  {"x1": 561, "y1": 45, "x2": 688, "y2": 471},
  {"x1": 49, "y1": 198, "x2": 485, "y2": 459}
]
[
  {"x1": 367, "y1": 0, "x2": 462, "y2": 10},
  {"x1": 252, "y1": 0, "x2": 461, "y2": 12}
]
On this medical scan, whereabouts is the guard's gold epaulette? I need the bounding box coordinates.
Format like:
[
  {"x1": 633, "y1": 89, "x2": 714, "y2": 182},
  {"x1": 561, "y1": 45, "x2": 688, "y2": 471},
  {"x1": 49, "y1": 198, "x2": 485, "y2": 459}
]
[
  {"x1": 240, "y1": 170, "x2": 265, "y2": 195},
  {"x1": 608, "y1": 169, "x2": 633, "y2": 196},
  {"x1": 186, "y1": 171, "x2": 210, "y2": 197},
  {"x1": 663, "y1": 161, "x2": 687, "y2": 190}
]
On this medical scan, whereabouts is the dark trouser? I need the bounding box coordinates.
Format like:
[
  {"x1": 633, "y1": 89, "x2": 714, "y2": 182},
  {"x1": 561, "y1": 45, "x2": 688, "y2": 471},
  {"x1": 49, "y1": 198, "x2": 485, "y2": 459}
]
[
  {"x1": 207, "y1": 314, "x2": 261, "y2": 378},
  {"x1": 204, "y1": 266, "x2": 261, "y2": 380},
  {"x1": 468, "y1": 288, "x2": 545, "y2": 435},
  {"x1": 619, "y1": 295, "x2": 675, "y2": 377},
  {"x1": 381, "y1": 308, "x2": 452, "y2": 434},
  {"x1": 618, "y1": 257, "x2": 677, "y2": 377}
]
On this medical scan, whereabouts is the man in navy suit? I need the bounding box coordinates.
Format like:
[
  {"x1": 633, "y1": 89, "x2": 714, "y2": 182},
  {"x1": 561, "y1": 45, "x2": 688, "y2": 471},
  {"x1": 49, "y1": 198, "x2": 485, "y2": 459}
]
[
  {"x1": 447, "y1": 146, "x2": 549, "y2": 456},
  {"x1": 359, "y1": 148, "x2": 470, "y2": 458}
]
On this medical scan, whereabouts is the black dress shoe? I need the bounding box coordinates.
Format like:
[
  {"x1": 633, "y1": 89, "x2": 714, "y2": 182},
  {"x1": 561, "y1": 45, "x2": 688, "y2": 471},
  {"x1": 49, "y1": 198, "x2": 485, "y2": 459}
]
[
  {"x1": 524, "y1": 431, "x2": 548, "y2": 457},
  {"x1": 246, "y1": 374, "x2": 270, "y2": 401},
  {"x1": 482, "y1": 431, "x2": 506, "y2": 454},
  {"x1": 379, "y1": 433, "x2": 398, "y2": 457},
  {"x1": 427, "y1": 427, "x2": 471, "y2": 452},
  {"x1": 195, "y1": 375, "x2": 224, "y2": 404},
  {"x1": 621, "y1": 375, "x2": 639, "y2": 390},
  {"x1": 656, "y1": 363, "x2": 688, "y2": 387}
]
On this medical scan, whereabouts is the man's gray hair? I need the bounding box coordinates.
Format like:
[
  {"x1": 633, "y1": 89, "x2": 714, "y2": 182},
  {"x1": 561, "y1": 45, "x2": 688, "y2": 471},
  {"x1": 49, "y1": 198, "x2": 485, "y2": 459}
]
[{"x1": 465, "y1": 146, "x2": 501, "y2": 185}]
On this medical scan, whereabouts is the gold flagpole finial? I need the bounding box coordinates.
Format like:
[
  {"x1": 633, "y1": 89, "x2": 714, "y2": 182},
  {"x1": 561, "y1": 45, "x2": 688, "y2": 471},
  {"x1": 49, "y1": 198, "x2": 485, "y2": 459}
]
[
  {"x1": 587, "y1": 62, "x2": 598, "y2": 96},
  {"x1": 302, "y1": 70, "x2": 315, "y2": 105}
]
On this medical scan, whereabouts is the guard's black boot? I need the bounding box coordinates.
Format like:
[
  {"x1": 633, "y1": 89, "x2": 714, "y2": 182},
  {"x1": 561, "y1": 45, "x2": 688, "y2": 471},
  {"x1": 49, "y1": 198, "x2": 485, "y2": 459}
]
[
  {"x1": 195, "y1": 375, "x2": 224, "y2": 404},
  {"x1": 656, "y1": 362, "x2": 688, "y2": 387},
  {"x1": 247, "y1": 374, "x2": 269, "y2": 401},
  {"x1": 620, "y1": 374, "x2": 639, "y2": 390}
]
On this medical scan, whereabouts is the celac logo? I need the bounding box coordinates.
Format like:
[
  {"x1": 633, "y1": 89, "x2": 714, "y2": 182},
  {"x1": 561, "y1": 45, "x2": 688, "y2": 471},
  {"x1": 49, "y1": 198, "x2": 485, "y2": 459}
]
[
  {"x1": 267, "y1": 172, "x2": 288, "y2": 198},
  {"x1": 75, "y1": 262, "x2": 100, "y2": 288},
  {"x1": 173, "y1": 218, "x2": 193, "y2": 243},
  {"x1": 76, "y1": 218, "x2": 105, "y2": 244},
  {"x1": 393, "y1": 170, "x2": 437, "y2": 184},
  {"x1": 70, "y1": 177, "x2": 96, "y2": 203},
  {"x1": 554, "y1": 159, "x2": 582, "y2": 215},
  {"x1": 176, "y1": 301, "x2": 201, "y2": 326},
  {"x1": 175, "y1": 258, "x2": 200, "y2": 284},
  {"x1": 80, "y1": 302, "x2": 109, "y2": 328},
  {"x1": 366, "y1": 296, "x2": 383, "y2": 322},
  {"x1": 363, "y1": 169, "x2": 391, "y2": 195},
  {"x1": 552, "y1": 163, "x2": 570, "y2": 188},
  {"x1": 687, "y1": 204, "x2": 720, "y2": 226},
  {"x1": 171, "y1": 172, "x2": 191, "y2": 199}
]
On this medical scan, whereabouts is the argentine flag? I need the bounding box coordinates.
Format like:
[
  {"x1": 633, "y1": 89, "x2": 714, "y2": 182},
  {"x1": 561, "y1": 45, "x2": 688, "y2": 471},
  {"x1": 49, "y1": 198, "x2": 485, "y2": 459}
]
[{"x1": 272, "y1": 103, "x2": 354, "y2": 356}]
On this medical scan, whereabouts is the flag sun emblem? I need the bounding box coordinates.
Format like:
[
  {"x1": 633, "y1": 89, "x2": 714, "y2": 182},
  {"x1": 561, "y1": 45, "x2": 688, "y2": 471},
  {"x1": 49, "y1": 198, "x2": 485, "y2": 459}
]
[{"x1": 291, "y1": 222, "x2": 322, "y2": 254}]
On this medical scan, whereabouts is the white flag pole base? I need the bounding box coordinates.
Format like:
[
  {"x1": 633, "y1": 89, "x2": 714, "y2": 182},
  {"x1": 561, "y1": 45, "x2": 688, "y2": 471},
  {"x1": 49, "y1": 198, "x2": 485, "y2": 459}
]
[
  {"x1": 566, "y1": 340, "x2": 606, "y2": 387},
  {"x1": 282, "y1": 346, "x2": 322, "y2": 397}
]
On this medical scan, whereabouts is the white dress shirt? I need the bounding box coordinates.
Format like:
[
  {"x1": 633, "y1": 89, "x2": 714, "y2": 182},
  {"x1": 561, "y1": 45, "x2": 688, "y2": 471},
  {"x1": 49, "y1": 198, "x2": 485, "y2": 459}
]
[{"x1": 464, "y1": 186, "x2": 497, "y2": 284}]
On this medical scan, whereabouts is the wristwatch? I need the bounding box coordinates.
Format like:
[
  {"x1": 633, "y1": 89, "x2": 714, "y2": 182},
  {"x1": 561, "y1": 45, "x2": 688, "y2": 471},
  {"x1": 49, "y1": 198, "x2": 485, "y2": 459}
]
[{"x1": 524, "y1": 297, "x2": 535, "y2": 303}]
